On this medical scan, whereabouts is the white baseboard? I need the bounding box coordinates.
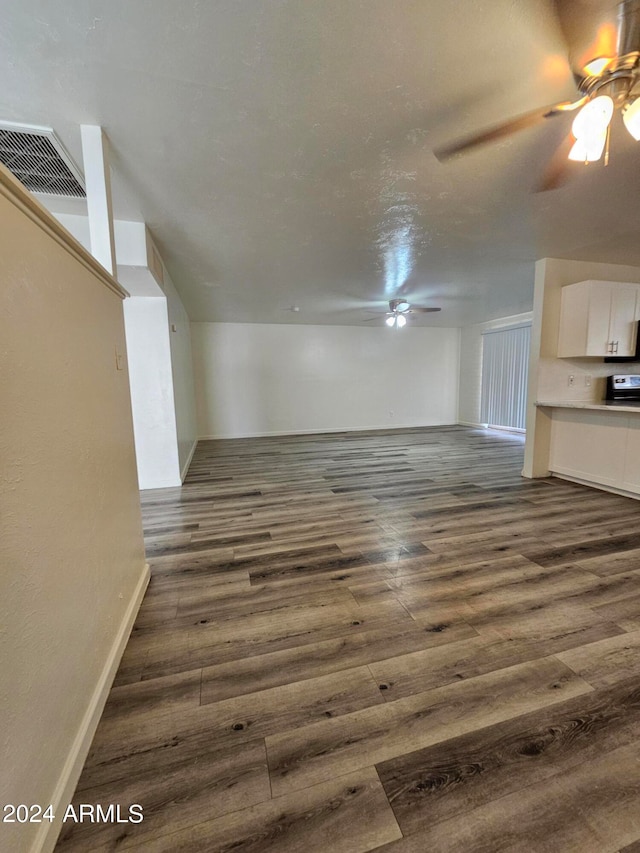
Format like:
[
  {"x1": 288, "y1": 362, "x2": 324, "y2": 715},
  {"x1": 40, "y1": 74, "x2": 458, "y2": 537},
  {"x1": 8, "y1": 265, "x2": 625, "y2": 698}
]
[
  {"x1": 180, "y1": 439, "x2": 198, "y2": 481},
  {"x1": 549, "y1": 471, "x2": 640, "y2": 501},
  {"x1": 198, "y1": 421, "x2": 459, "y2": 440},
  {"x1": 486, "y1": 425, "x2": 526, "y2": 435},
  {"x1": 33, "y1": 562, "x2": 150, "y2": 853},
  {"x1": 457, "y1": 420, "x2": 525, "y2": 435}
]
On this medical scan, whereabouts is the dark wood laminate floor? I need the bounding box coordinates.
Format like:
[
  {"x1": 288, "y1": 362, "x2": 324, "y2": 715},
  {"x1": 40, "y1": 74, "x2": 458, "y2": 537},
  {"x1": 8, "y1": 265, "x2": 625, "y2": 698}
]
[{"x1": 55, "y1": 426, "x2": 640, "y2": 853}]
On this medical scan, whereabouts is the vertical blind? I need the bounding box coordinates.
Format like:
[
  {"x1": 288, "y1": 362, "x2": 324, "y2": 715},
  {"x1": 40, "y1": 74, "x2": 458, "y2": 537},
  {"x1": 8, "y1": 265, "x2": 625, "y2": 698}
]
[{"x1": 480, "y1": 324, "x2": 531, "y2": 431}]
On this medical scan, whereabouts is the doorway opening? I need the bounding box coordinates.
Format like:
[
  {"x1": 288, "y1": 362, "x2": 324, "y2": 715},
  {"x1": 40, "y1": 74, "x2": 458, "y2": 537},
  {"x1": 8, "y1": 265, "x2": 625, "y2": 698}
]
[{"x1": 480, "y1": 323, "x2": 531, "y2": 432}]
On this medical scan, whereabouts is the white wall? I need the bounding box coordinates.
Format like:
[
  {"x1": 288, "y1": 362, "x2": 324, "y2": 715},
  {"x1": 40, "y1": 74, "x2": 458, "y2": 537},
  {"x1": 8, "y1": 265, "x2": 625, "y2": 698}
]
[
  {"x1": 458, "y1": 312, "x2": 533, "y2": 427},
  {"x1": 162, "y1": 270, "x2": 198, "y2": 478},
  {"x1": 524, "y1": 257, "x2": 640, "y2": 477},
  {"x1": 53, "y1": 215, "x2": 147, "y2": 270},
  {"x1": 123, "y1": 297, "x2": 182, "y2": 489},
  {"x1": 0, "y1": 168, "x2": 148, "y2": 853},
  {"x1": 192, "y1": 322, "x2": 460, "y2": 438},
  {"x1": 53, "y1": 211, "x2": 91, "y2": 250}
]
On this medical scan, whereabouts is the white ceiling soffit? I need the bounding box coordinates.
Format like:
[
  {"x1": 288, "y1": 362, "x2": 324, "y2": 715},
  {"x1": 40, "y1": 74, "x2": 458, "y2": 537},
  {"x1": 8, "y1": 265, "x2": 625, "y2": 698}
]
[
  {"x1": 0, "y1": 121, "x2": 85, "y2": 198},
  {"x1": 3, "y1": 1, "x2": 640, "y2": 326}
]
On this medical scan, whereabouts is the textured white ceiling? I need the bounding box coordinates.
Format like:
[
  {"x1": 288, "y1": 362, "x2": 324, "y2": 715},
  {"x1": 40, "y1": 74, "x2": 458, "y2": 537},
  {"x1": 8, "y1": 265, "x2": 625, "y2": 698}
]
[{"x1": 3, "y1": 0, "x2": 640, "y2": 326}]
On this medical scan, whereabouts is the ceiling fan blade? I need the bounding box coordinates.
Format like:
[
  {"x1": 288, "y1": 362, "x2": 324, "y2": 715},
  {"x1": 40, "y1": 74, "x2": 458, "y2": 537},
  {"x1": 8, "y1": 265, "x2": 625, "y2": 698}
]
[
  {"x1": 408, "y1": 306, "x2": 442, "y2": 313},
  {"x1": 433, "y1": 100, "x2": 581, "y2": 162},
  {"x1": 536, "y1": 132, "x2": 576, "y2": 192}
]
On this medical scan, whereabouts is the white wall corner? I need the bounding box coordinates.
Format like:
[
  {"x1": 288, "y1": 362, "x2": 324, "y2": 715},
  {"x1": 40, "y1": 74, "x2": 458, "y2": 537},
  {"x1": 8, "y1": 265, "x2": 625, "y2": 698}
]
[
  {"x1": 145, "y1": 228, "x2": 166, "y2": 290},
  {"x1": 523, "y1": 259, "x2": 549, "y2": 478},
  {"x1": 180, "y1": 439, "x2": 198, "y2": 482}
]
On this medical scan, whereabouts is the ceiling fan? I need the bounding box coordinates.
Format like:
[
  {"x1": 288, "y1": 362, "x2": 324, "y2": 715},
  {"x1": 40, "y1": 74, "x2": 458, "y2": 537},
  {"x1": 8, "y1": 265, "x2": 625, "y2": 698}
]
[
  {"x1": 367, "y1": 298, "x2": 441, "y2": 328},
  {"x1": 434, "y1": 0, "x2": 640, "y2": 188}
]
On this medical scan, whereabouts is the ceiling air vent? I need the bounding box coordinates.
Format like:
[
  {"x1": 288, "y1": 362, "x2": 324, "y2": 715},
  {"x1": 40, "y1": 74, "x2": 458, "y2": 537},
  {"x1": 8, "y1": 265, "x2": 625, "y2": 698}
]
[{"x1": 0, "y1": 121, "x2": 85, "y2": 198}]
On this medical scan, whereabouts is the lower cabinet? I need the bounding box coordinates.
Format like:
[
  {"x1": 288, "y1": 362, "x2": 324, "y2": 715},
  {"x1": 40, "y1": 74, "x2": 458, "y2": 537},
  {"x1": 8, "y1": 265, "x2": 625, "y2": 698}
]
[
  {"x1": 623, "y1": 419, "x2": 640, "y2": 493},
  {"x1": 549, "y1": 409, "x2": 639, "y2": 495}
]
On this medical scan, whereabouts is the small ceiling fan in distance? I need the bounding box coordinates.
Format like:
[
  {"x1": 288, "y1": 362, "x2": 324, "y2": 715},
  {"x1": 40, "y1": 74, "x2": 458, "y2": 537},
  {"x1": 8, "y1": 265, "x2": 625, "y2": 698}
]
[
  {"x1": 367, "y1": 298, "x2": 442, "y2": 328},
  {"x1": 434, "y1": 0, "x2": 640, "y2": 189}
]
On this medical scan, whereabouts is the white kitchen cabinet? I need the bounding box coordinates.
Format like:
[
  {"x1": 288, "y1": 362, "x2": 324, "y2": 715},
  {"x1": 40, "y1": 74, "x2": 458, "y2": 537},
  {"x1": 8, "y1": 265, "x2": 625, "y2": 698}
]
[
  {"x1": 610, "y1": 286, "x2": 639, "y2": 355},
  {"x1": 549, "y1": 408, "x2": 628, "y2": 489},
  {"x1": 623, "y1": 418, "x2": 640, "y2": 493},
  {"x1": 557, "y1": 280, "x2": 640, "y2": 357}
]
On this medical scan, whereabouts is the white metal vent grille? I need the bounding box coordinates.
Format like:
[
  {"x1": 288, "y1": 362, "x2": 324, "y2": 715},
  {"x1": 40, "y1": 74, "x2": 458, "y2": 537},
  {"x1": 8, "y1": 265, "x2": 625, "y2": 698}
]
[{"x1": 0, "y1": 122, "x2": 85, "y2": 197}]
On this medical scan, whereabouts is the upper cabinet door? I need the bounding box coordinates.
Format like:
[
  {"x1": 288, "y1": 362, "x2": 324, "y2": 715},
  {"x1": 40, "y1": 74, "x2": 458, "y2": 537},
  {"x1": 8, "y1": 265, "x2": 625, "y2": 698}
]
[
  {"x1": 584, "y1": 282, "x2": 614, "y2": 356},
  {"x1": 557, "y1": 280, "x2": 640, "y2": 358},
  {"x1": 609, "y1": 285, "x2": 639, "y2": 356},
  {"x1": 558, "y1": 280, "x2": 610, "y2": 357}
]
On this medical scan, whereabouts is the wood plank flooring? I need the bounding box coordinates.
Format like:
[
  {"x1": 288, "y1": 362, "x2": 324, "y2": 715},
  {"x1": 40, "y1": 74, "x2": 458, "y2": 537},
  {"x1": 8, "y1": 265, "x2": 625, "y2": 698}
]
[{"x1": 54, "y1": 425, "x2": 640, "y2": 852}]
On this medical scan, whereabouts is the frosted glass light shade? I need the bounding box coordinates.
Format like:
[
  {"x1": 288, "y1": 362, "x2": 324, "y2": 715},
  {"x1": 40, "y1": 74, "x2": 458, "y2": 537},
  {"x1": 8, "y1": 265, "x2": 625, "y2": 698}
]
[
  {"x1": 396, "y1": 314, "x2": 407, "y2": 328},
  {"x1": 568, "y1": 95, "x2": 613, "y2": 162},
  {"x1": 623, "y1": 98, "x2": 640, "y2": 140},
  {"x1": 571, "y1": 96, "x2": 614, "y2": 137},
  {"x1": 386, "y1": 315, "x2": 396, "y2": 327},
  {"x1": 568, "y1": 135, "x2": 607, "y2": 162}
]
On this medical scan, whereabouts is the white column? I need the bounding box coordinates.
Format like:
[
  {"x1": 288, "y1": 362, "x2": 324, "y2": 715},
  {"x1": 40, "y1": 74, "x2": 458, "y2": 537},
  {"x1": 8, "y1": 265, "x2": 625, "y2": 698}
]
[
  {"x1": 122, "y1": 296, "x2": 182, "y2": 489},
  {"x1": 80, "y1": 125, "x2": 117, "y2": 275}
]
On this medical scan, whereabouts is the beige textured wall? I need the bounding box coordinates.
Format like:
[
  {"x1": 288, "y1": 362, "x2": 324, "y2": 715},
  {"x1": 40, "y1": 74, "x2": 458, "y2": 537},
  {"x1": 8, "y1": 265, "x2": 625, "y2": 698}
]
[{"x1": 0, "y1": 170, "x2": 147, "y2": 853}]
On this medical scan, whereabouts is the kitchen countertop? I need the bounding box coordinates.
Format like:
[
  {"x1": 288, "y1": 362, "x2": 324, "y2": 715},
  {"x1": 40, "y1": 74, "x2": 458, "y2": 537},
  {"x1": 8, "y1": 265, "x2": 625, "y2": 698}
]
[{"x1": 536, "y1": 400, "x2": 640, "y2": 413}]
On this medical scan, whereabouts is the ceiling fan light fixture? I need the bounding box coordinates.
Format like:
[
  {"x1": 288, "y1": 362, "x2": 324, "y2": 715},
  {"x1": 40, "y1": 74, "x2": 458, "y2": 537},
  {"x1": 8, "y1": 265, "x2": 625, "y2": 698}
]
[
  {"x1": 568, "y1": 95, "x2": 614, "y2": 162},
  {"x1": 395, "y1": 300, "x2": 410, "y2": 313},
  {"x1": 385, "y1": 315, "x2": 396, "y2": 327},
  {"x1": 571, "y1": 95, "x2": 614, "y2": 137},
  {"x1": 568, "y1": 135, "x2": 607, "y2": 162},
  {"x1": 623, "y1": 97, "x2": 640, "y2": 140},
  {"x1": 396, "y1": 314, "x2": 407, "y2": 328}
]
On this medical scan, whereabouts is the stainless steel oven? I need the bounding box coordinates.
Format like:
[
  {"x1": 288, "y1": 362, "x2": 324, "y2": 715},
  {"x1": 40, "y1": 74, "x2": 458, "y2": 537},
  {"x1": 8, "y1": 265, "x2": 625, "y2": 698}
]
[{"x1": 606, "y1": 374, "x2": 640, "y2": 403}]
